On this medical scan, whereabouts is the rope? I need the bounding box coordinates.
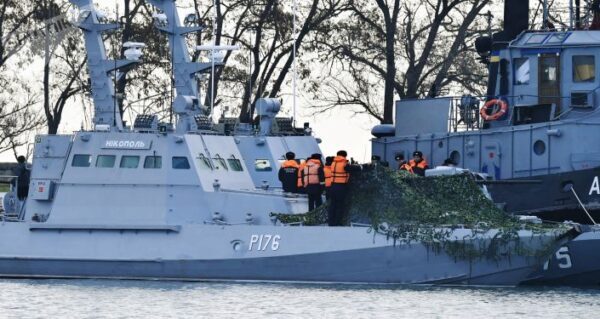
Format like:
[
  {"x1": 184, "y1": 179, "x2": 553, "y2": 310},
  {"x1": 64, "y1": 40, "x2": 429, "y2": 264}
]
[{"x1": 570, "y1": 186, "x2": 598, "y2": 225}]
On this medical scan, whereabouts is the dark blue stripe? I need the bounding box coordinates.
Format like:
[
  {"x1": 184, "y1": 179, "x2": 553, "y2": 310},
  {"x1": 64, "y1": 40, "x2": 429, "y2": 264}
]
[{"x1": 521, "y1": 48, "x2": 561, "y2": 55}]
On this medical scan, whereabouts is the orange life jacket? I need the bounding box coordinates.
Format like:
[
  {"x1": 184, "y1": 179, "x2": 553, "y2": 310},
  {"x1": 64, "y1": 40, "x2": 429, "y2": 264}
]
[
  {"x1": 281, "y1": 160, "x2": 299, "y2": 169},
  {"x1": 303, "y1": 159, "x2": 322, "y2": 186},
  {"x1": 331, "y1": 156, "x2": 349, "y2": 184},
  {"x1": 401, "y1": 159, "x2": 428, "y2": 174},
  {"x1": 324, "y1": 166, "x2": 333, "y2": 187},
  {"x1": 297, "y1": 161, "x2": 306, "y2": 187}
]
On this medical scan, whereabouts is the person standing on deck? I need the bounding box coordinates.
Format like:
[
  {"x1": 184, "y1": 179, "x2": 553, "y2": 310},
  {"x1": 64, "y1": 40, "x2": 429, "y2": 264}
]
[
  {"x1": 328, "y1": 150, "x2": 361, "y2": 226},
  {"x1": 278, "y1": 152, "x2": 300, "y2": 193},
  {"x1": 302, "y1": 153, "x2": 325, "y2": 211}
]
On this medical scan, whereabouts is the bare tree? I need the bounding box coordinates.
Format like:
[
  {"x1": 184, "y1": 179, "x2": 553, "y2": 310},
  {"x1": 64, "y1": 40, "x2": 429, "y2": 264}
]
[
  {"x1": 314, "y1": 0, "x2": 492, "y2": 123},
  {"x1": 0, "y1": 0, "x2": 37, "y2": 68}
]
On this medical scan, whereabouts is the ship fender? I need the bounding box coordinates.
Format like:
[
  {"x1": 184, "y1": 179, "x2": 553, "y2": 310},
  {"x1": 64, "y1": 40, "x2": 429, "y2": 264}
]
[{"x1": 480, "y1": 99, "x2": 508, "y2": 121}]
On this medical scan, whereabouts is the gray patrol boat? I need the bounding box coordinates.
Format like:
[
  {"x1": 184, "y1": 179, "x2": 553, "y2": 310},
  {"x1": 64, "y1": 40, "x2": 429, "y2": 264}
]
[
  {"x1": 0, "y1": 0, "x2": 572, "y2": 285},
  {"x1": 371, "y1": 0, "x2": 600, "y2": 286}
]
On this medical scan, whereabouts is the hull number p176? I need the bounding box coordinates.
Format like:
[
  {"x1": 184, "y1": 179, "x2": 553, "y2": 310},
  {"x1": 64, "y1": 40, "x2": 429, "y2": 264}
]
[{"x1": 249, "y1": 234, "x2": 280, "y2": 251}]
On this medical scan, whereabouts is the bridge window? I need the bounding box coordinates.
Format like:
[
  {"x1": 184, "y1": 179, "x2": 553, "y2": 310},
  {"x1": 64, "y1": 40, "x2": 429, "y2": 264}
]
[
  {"x1": 72, "y1": 154, "x2": 91, "y2": 167},
  {"x1": 212, "y1": 155, "x2": 228, "y2": 171},
  {"x1": 172, "y1": 157, "x2": 190, "y2": 169},
  {"x1": 514, "y1": 58, "x2": 530, "y2": 85},
  {"x1": 120, "y1": 156, "x2": 139, "y2": 168},
  {"x1": 196, "y1": 153, "x2": 213, "y2": 170},
  {"x1": 96, "y1": 155, "x2": 116, "y2": 168},
  {"x1": 255, "y1": 159, "x2": 272, "y2": 172},
  {"x1": 573, "y1": 55, "x2": 595, "y2": 83},
  {"x1": 227, "y1": 156, "x2": 244, "y2": 172},
  {"x1": 144, "y1": 156, "x2": 162, "y2": 169}
]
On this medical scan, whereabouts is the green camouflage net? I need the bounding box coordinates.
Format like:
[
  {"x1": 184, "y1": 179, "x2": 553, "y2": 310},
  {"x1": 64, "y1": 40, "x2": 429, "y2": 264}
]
[{"x1": 272, "y1": 166, "x2": 572, "y2": 260}]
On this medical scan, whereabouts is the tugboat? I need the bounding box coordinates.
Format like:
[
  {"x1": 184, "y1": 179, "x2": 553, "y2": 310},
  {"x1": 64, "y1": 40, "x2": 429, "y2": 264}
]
[
  {"x1": 0, "y1": 0, "x2": 572, "y2": 286},
  {"x1": 372, "y1": 0, "x2": 600, "y2": 224},
  {"x1": 371, "y1": 0, "x2": 600, "y2": 286}
]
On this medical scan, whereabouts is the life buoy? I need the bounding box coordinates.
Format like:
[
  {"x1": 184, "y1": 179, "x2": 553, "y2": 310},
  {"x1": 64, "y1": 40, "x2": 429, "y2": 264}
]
[{"x1": 480, "y1": 99, "x2": 508, "y2": 121}]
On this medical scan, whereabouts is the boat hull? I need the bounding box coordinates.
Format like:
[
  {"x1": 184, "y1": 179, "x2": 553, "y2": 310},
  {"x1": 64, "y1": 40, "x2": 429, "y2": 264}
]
[
  {"x1": 523, "y1": 227, "x2": 600, "y2": 286},
  {"x1": 0, "y1": 223, "x2": 561, "y2": 286},
  {"x1": 486, "y1": 166, "x2": 600, "y2": 224}
]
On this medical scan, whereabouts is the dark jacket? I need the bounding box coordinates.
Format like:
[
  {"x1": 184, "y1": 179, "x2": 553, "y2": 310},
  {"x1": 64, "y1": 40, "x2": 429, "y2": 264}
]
[{"x1": 278, "y1": 160, "x2": 299, "y2": 193}]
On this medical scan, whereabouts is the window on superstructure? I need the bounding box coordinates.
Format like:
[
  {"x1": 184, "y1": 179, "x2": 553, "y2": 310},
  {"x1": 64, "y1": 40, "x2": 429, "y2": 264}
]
[
  {"x1": 227, "y1": 156, "x2": 244, "y2": 172},
  {"x1": 120, "y1": 156, "x2": 140, "y2": 168},
  {"x1": 172, "y1": 157, "x2": 190, "y2": 169},
  {"x1": 196, "y1": 153, "x2": 213, "y2": 170},
  {"x1": 96, "y1": 155, "x2": 116, "y2": 168},
  {"x1": 72, "y1": 154, "x2": 91, "y2": 167},
  {"x1": 573, "y1": 55, "x2": 595, "y2": 82},
  {"x1": 212, "y1": 154, "x2": 229, "y2": 171},
  {"x1": 514, "y1": 58, "x2": 530, "y2": 85},
  {"x1": 255, "y1": 159, "x2": 272, "y2": 172},
  {"x1": 144, "y1": 156, "x2": 162, "y2": 169}
]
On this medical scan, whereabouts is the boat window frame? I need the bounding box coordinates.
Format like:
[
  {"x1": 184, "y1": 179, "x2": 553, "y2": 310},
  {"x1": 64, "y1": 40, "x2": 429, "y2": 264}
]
[
  {"x1": 572, "y1": 55, "x2": 596, "y2": 83},
  {"x1": 95, "y1": 154, "x2": 116, "y2": 168},
  {"x1": 212, "y1": 154, "x2": 229, "y2": 171},
  {"x1": 71, "y1": 154, "x2": 92, "y2": 167},
  {"x1": 196, "y1": 153, "x2": 214, "y2": 170},
  {"x1": 120, "y1": 155, "x2": 140, "y2": 169},
  {"x1": 227, "y1": 155, "x2": 244, "y2": 172},
  {"x1": 172, "y1": 156, "x2": 191, "y2": 170},
  {"x1": 144, "y1": 155, "x2": 162, "y2": 169},
  {"x1": 513, "y1": 57, "x2": 530, "y2": 85}
]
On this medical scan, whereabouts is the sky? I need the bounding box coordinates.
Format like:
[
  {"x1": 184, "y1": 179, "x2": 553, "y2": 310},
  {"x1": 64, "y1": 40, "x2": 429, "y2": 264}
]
[{"x1": 0, "y1": 0, "x2": 379, "y2": 163}]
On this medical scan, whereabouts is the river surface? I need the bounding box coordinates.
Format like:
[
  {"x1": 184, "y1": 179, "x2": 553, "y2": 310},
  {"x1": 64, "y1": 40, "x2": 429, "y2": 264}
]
[{"x1": 1, "y1": 279, "x2": 599, "y2": 318}]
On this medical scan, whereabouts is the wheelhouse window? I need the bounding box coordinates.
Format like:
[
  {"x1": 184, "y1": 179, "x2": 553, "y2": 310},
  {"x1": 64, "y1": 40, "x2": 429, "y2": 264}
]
[
  {"x1": 573, "y1": 55, "x2": 595, "y2": 82},
  {"x1": 227, "y1": 156, "x2": 244, "y2": 172},
  {"x1": 72, "y1": 154, "x2": 91, "y2": 167},
  {"x1": 144, "y1": 156, "x2": 162, "y2": 169},
  {"x1": 172, "y1": 156, "x2": 190, "y2": 169},
  {"x1": 514, "y1": 58, "x2": 530, "y2": 85},
  {"x1": 196, "y1": 153, "x2": 213, "y2": 170},
  {"x1": 525, "y1": 34, "x2": 547, "y2": 44},
  {"x1": 212, "y1": 155, "x2": 229, "y2": 171},
  {"x1": 120, "y1": 156, "x2": 140, "y2": 168},
  {"x1": 255, "y1": 159, "x2": 272, "y2": 172},
  {"x1": 96, "y1": 155, "x2": 116, "y2": 168}
]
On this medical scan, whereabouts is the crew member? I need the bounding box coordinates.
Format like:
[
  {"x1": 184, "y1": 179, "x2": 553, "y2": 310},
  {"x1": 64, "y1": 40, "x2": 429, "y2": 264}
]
[
  {"x1": 328, "y1": 150, "x2": 361, "y2": 226},
  {"x1": 12, "y1": 155, "x2": 30, "y2": 201},
  {"x1": 296, "y1": 158, "x2": 307, "y2": 193},
  {"x1": 395, "y1": 154, "x2": 407, "y2": 170},
  {"x1": 278, "y1": 152, "x2": 300, "y2": 193},
  {"x1": 324, "y1": 156, "x2": 334, "y2": 201},
  {"x1": 400, "y1": 151, "x2": 429, "y2": 176},
  {"x1": 302, "y1": 153, "x2": 325, "y2": 211}
]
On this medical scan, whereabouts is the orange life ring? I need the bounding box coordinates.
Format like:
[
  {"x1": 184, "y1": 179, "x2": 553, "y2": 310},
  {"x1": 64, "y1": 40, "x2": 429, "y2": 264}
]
[{"x1": 480, "y1": 99, "x2": 508, "y2": 121}]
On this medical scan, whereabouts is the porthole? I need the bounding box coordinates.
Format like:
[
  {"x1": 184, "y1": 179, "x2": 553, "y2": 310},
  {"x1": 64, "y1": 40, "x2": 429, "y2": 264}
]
[
  {"x1": 438, "y1": 141, "x2": 444, "y2": 148},
  {"x1": 534, "y1": 140, "x2": 546, "y2": 155}
]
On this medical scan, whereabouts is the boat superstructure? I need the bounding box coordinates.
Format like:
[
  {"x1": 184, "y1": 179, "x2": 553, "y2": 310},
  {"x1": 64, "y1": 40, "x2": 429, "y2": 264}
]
[
  {"x1": 372, "y1": 0, "x2": 600, "y2": 224},
  {"x1": 0, "y1": 0, "x2": 576, "y2": 286}
]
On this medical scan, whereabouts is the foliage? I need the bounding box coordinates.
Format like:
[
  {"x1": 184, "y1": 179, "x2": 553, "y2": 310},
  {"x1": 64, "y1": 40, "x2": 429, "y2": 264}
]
[{"x1": 273, "y1": 166, "x2": 571, "y2": 260}]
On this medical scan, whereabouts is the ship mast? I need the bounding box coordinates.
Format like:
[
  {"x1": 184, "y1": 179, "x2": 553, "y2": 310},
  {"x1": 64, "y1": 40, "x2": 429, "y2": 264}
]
[{"x1": 70, "y1": 0, "x2": 141, "y2": 132}]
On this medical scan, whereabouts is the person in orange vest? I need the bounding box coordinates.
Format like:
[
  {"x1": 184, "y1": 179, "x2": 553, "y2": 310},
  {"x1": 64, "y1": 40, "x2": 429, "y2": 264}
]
[
  {"x1": 395, "y1": 154, "x2": 407, "y2": 170},
  {"x1": 301, "y1": 153, "x2": 325, "y2": 211},
  {"x1": 328, "y1": 150, "x2": 361, "y2": 226},
  {"x1": 278, "y1": 152, "x2": 300, "y2": 193},
  {"x1": 296, "y1": 158, "x2": 307, "y2": 193},
  {"x1": 323, "y1": 156, "x2": 334, "y2": 201},
  {"x1": 400, "y1": 151, "x2": 429, "y2": 176}
]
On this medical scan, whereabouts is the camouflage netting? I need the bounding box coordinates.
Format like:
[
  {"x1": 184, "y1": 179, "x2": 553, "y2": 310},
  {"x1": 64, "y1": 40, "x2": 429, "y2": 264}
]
[{"x1": 273, "y1": 166, "x2": 572, "y2": 260}]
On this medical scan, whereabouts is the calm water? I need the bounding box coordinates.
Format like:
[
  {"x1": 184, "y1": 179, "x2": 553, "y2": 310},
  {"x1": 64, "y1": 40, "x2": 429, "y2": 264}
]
[{"x1": 1, "y1": 280, "x2": 599, "y2": 318}]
